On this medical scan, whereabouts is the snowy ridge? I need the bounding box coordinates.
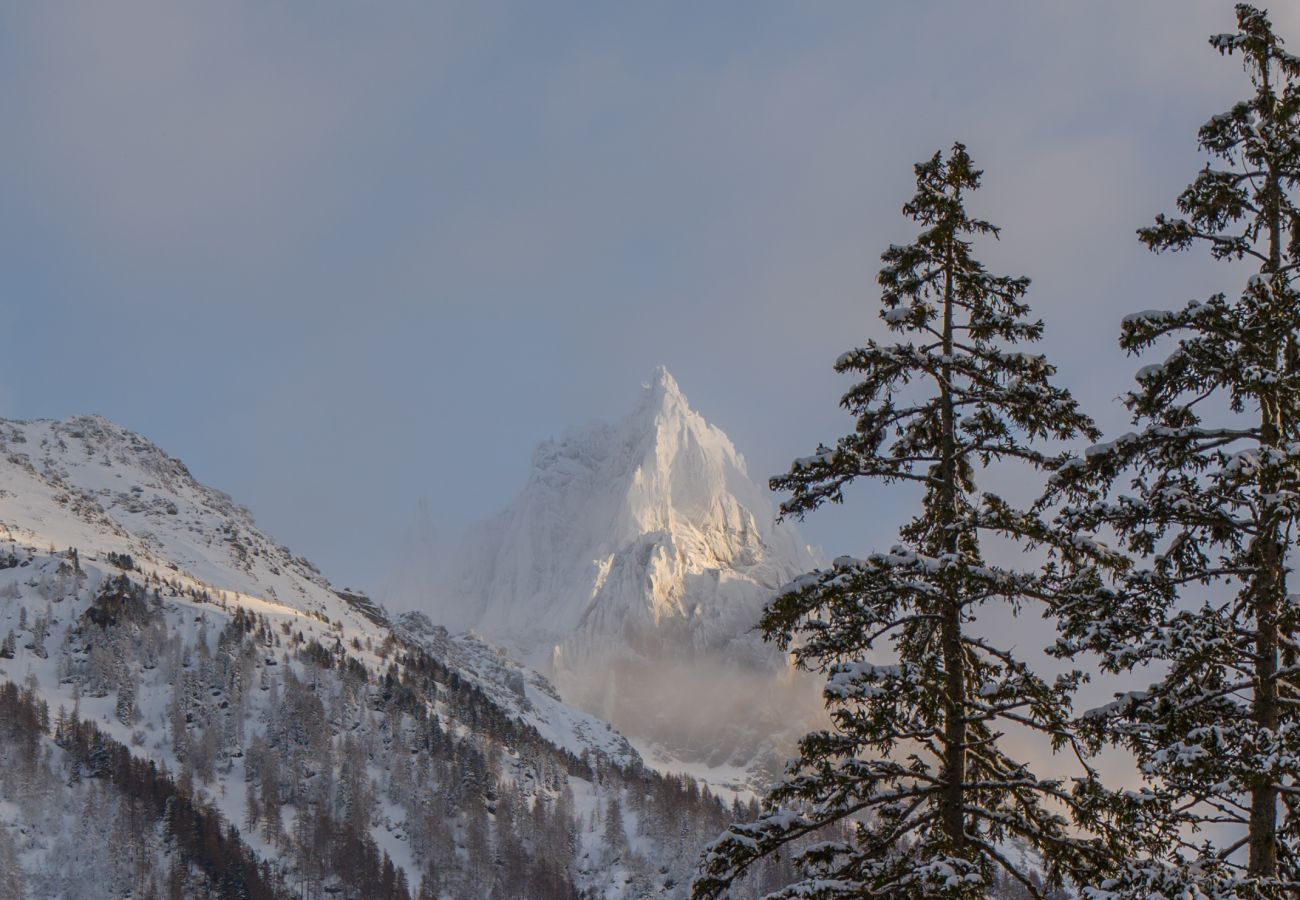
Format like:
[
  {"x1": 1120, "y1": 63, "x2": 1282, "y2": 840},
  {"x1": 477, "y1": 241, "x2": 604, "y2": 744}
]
[
  {"x1": 414, "y1": 368, "x2": 825, "y2": 776},
  {"x1": 393, "y1": 612, "x2": 641, "y2": 770},
  {"x1": 0, "y1": 415, "x2": 349, "y2": 621}
]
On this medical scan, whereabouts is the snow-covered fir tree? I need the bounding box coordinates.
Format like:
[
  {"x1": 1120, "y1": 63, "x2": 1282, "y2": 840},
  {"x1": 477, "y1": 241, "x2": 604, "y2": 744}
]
[
  {"x1": 693, "y1": 145, "x2": 1114, "y2": 899},
  {"x1": 1047, "y1": 5, "x2": 1300, "y2": 895}
]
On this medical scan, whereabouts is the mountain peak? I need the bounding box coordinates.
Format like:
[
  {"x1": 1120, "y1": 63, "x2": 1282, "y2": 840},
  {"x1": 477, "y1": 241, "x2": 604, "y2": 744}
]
[
  {"x1": 634, "y1": 365, "x2": 693, "y2": 424},
  {"x1": 409, "y1": 370, "x2": 822, "y2": 770},
  {"x1": 643, "y1": 364, "x2": 683, "y2": 401}
]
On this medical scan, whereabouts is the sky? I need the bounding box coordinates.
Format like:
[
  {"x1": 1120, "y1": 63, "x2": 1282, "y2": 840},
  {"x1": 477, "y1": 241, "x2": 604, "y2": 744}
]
[{"x1": 1, "y1": 1, "x2": 1293, "y2": 595}]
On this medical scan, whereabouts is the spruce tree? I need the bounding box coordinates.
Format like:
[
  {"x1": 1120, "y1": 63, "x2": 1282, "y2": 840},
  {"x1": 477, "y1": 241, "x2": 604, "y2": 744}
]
[
  {"x1": 692, "y1": 145, "x2": 1109, "y2": 899},
  {"x1": 1048, "y1": 5, "x2": 1300, "y2": 894},
  {"x1": 115, "y1": 676, "x2": 137, "y2": 726}
]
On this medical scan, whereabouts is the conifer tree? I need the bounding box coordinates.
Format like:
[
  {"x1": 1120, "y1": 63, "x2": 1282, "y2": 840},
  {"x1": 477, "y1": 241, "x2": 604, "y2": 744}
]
[
  {"x1": 1048, "y1": 5, "x2": 1300, "y2": 894},
  {"x1": 115, "y1": 676, "x2": 137, "y2": 726},
  {"x1": 243, "y1": 782, "x2": 261, "y2": 835},
  {"x1": 603, "y1": 792, "x2": 629, "y2": 859},
  {"x1": 693, "y1": 145, "x2": 1110, "y2": 898}
]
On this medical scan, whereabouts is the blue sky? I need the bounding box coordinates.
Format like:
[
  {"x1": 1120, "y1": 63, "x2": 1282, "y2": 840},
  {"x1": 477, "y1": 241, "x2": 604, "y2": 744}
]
[{"x1": 0, "y1": 2, "x2": 1287, "y2": 592}]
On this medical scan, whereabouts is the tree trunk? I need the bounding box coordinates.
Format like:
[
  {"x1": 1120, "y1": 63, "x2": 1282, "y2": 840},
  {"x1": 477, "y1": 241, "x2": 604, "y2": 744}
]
[
  {"x1": 1250, "y1": 397, "x2": 1282, "y2": 879},
  {"x1": 1250, "y1": 518, "x2": 1281, "y2": 878},
  {"x1": 1249, "y1": 81, "x2": 1282, "y2": 875},
  {"x1": 938, "y1": 231, "x2": 966, "y2": 851}
]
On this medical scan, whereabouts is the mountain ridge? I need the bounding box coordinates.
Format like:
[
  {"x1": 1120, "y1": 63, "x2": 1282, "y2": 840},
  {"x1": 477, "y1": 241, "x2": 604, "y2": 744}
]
[{"x1": 0, "y1": 411, "x2": 647, "y2": 769}]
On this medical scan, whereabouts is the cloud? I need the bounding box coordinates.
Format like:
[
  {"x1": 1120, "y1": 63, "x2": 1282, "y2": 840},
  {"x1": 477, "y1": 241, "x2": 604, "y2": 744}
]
[
  {"x1": 0, "y1": 1, "x2": 496, "y2": 298},
  {"x1": 1, "y1": 0, "x2": 1290, "y2": 599}
]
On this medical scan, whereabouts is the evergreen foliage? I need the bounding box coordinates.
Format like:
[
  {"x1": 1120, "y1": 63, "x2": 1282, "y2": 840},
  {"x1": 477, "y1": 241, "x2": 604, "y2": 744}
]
[
  {"x1": 0, "y1": 679, "x2": 283, "y2": 899},
  {"x1": 693, "y1": 145, "x2": 1111, "y2": 899},
  {"x1": 1048, "y1": 5, "x2": 1300, "y2": 895}
]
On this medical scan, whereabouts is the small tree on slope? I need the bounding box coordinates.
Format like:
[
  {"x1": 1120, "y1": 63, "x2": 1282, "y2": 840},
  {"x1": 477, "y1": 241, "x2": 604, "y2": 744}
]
[
  {"x1": 1047, "y1": 6, "x2": 1300, "y2": 895},
  {"x1": 692, "y1": 145, "x2": 1113, "y2": 899}
]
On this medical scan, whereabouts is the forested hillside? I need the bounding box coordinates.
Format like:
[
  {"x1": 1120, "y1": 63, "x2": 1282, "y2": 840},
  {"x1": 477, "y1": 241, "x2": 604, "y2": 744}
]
[{"x1": 0, "y1": 544, "x2": 800, "y2": 898}]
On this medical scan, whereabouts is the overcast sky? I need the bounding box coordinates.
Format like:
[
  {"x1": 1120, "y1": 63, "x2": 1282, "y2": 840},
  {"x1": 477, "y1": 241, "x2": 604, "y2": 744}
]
[{"x1": 1, "y1": 2, "x2": 1291, "y2": 594}]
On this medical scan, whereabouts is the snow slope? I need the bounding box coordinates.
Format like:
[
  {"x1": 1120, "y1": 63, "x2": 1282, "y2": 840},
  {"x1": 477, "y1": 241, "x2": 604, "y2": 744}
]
[
  {"x1": 0, "y1": 415, "x2": 347, "y2": 618},
  {"x1": 407, "y1": 369, "x2": 826, "y2": 778},
  {"x1": 393, "y1": 611, "x2": 640, "y2": 769},
  {"x1": 0, "y1": 413, "x2": 639, "y2": 774}
]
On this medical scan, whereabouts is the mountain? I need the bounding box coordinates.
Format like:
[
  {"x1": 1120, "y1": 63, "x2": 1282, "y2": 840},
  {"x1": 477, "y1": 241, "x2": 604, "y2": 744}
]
[
  {"x1": 0, "y1": 414, "x2": 792, "y2": 898},
  {"x1": 399, "y1": 369, "x2": 826, "y2": 781}
]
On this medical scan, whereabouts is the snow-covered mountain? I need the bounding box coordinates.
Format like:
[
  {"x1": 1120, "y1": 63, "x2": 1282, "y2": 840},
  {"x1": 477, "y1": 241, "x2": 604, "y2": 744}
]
[
  {"x1": 402, "y1": 368, "x2": 826, "y2": 780},
  {"x1": 0, "y1": 413, "x2": 780, "y2": 897},
  {"x1": 0, "y1": 413, "x2": 651, "y2": 768}
]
